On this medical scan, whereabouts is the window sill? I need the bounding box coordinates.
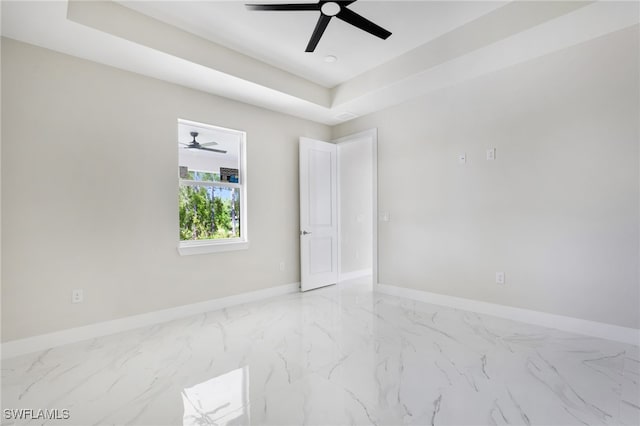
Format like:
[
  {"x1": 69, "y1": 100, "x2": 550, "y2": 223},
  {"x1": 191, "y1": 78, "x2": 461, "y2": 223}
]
[{"x1": 178, "y1": 239, "x2": 250, "y2": 256}]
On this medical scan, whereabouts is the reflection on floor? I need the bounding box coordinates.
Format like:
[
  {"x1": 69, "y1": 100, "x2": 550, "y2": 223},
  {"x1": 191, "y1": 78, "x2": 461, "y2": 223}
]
[{"x1": 2, "y1": 278, "x2": 639, "y2": 425}]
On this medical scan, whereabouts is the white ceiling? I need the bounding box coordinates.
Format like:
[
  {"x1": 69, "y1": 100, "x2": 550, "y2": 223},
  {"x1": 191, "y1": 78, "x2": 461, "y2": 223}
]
[
  {"x1": 2, "y1": 1, "x2": 639, "y2": 125},
  {"x1": 117, "y1": 1, "x2": 506, "y2": 88}
]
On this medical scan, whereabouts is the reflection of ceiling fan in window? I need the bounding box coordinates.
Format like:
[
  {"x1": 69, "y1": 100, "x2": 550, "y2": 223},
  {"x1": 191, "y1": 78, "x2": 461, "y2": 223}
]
[{"x1": 180, "y1": 131, "x2": 227, "y2": 153}]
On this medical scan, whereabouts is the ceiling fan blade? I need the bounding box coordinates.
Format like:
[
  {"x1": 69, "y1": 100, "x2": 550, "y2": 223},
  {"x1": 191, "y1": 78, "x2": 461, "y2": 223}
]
[
  {"x1": 336, "y1": 7, "x2": 391, "y2": 40},
  {"x1": 306, "y1": 14, "x2": 332, "y2": 52},
  {"x1": 199, "y1": 141, "x2": 219, "y2": 146},
  {"x1": 198, "y1": 147, "x2": 227, "y2": 154},
  {"x1": 245, "y1": 3, "x2": 320, "y2": 11}
]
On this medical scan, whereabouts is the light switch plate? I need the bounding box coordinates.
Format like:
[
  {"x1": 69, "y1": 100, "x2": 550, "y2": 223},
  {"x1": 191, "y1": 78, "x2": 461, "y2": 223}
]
[
  {"x1": 487, "y1": 148, "x2": 496, "y2": 161},
  {"x1": 458, "y1": 153, "x2": 466, "y2": 164}
]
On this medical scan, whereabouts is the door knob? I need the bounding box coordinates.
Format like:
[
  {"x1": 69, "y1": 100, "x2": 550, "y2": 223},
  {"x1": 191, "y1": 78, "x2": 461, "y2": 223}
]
[{"x1": 301, "y1": 230, "x2": 312, "y2": 235}]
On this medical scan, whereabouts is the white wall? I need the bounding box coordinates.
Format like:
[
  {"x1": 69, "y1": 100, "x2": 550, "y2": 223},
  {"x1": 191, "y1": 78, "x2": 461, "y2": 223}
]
[
  {"x1": 1, "y1": 38, "x2": 331, "y2": 341},
  {"x1": 333, "y1": 26, "x2": 640, "y2": 329},
  {"x1": 338, "y1": 138, "x2": 373, "y2": 276}
]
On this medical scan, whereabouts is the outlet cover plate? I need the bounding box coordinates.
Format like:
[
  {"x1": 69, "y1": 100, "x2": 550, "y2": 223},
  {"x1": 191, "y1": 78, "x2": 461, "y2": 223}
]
[{"x1": 72, "y1": 289, "x2": 84, "y2": 303}]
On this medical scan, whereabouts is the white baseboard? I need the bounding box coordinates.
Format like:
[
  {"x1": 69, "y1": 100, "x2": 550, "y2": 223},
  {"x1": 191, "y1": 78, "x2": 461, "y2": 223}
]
[
  {"x1": 1, "y1": 282, "x2": 299, "y2": 359},
  {"x1": 376, "y1": 283, "x2": 640, "y2": 347},
  {"x1": 339, "y1": 269, "x2": 372, "y2": 282}
]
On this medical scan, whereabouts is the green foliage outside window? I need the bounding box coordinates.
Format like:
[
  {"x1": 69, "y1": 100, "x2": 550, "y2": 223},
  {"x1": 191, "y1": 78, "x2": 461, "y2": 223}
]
[
  {"x1": 179, "y1": 185, "x2": 240, "y2": 241},
  {"x1": 185, "y1": 171, "x2": 219, "y2": 182}
]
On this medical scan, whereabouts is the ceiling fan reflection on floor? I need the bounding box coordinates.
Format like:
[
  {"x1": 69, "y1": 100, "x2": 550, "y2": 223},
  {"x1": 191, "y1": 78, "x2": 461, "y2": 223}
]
[
  {"x1": 180, "y1": 132, "x2": 227, "y2": 153},
  {"x1": 245, "y1": 0, "x2": 392, "y2": 52}
]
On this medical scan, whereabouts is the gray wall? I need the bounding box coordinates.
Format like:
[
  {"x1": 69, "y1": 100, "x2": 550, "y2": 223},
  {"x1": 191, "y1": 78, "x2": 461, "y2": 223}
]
[
  {"x1": 1, "y1": 38, "x2": 330, "y2": 341},
  {"x1": 333, "y1": 26, "x2": 640, "y2": 329},
  {"x1": 2, "y1": 23, "x2": 639, "y2": 342}
]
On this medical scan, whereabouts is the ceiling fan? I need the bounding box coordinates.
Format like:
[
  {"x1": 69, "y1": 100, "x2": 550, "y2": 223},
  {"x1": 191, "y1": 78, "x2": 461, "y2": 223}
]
[
  {"x1": 180, "y1": 132, "x2": 227, "y2": 153},
  {"x1": 245, "y1": 0, "x2": 392, "y2": 52}
]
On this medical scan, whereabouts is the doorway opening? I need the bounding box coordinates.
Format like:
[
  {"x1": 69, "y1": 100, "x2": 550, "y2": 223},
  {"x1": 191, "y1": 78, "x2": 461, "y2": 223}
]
[
  {"x1": 298, "y1": 129, "x2": 377, "y2": 292},
  {"x1": 336, "y1": 129, "x2": 378, "y2": 289}
]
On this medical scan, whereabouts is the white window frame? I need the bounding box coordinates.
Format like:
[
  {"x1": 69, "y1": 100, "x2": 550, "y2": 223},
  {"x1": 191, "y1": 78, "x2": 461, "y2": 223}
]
[{"x1": 177, "y1": 119, "x2": 248, "y2": 256}]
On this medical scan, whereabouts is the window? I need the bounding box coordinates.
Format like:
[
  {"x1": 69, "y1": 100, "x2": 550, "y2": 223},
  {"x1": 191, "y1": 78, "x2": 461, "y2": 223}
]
[{"x1": 177, "y1": 119, "x2": 248, "y2": 255}]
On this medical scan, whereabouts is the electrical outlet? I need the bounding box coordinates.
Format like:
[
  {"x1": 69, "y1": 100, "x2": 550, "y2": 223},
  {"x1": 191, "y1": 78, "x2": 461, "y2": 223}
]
[
  {"x1": 496, "y1": 272, "x2": 505, "y2": 285},
  {"x1": 487, "y1": 148, "x2": 496, "y2": 160},
  {"x1": 72, "y1": 289, "x2": 84, "y2": 303},
  {"x1": 279, "y1": 261, "x2": 285, "y2": 272}
]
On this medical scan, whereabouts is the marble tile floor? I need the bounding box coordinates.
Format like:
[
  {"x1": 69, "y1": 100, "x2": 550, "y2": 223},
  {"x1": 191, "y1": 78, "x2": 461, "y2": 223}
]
[{"x1": 2, "y1": 278, "x2": 639, "y2": 426}]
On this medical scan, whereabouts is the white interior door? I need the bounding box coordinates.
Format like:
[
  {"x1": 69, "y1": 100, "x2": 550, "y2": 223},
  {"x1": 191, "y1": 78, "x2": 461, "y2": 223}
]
[{"x1": 299, "y1": 137, "x2": 338, "y2": 292}]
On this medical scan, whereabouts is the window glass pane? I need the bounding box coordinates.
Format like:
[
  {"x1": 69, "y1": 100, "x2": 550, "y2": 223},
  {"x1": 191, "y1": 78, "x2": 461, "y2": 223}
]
[
  {"x1": 178, "y1": 120, "x2": 244, "y2": 245},
  {"x1": 178, "y1": 127, "x2": 240, "y2": 181},
  {"x1": 185, "y1": 171, "x2": 220, "y2": 182},
  {"x1": 179, "y1": 185, "x2": 240, "y2": 241}
]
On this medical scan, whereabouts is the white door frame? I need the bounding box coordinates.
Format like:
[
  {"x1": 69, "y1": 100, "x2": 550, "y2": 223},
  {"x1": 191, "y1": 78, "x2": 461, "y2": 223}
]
[{"x1": 333, "y1": 128, "x2": 378, "y2": 286}]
